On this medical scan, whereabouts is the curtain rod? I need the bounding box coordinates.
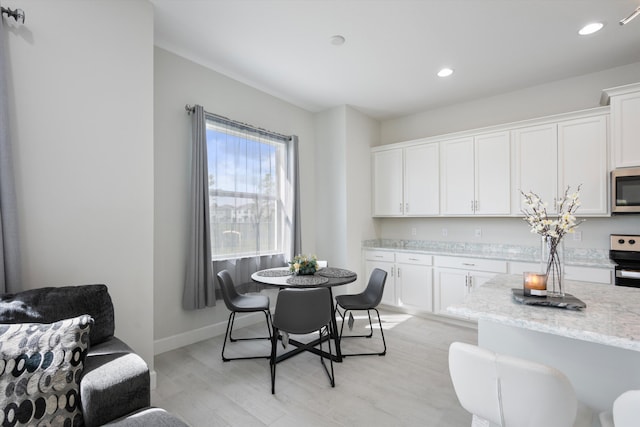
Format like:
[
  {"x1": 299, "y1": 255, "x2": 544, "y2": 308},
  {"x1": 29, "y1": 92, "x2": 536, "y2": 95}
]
[
  {"x1": 185, "y1": 104, "x2": 291, "y2": 141},
  {"x1": 1, "y1": 7, "x2": 25, "y2": 23}
]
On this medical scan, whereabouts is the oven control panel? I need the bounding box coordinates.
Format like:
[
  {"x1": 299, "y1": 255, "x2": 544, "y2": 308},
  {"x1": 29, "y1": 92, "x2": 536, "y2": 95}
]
[{"x1": 611, "y1": 234, "x2": 640, "y2": 252}]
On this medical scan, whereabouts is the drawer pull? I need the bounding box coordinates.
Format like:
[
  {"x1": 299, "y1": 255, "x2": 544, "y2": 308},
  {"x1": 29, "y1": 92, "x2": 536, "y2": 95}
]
[
  {"x1": 408, "y1": 257, "x2": 420, "y2": 261},
  {"x1": 462, "y1": 263, "x2": 475, "y2": 267}
]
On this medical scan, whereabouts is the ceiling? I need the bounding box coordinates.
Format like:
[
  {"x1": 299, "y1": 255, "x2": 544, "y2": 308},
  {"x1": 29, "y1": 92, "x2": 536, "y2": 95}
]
[{"x1": 150, "y1": 0, "x2": 640, "y2": 120}]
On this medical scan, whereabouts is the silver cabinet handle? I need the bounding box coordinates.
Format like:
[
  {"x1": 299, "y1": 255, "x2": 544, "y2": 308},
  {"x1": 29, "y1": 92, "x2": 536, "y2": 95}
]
[
  {"x1": 471, "y1": 200, "x2": 474, "y2": 211},
  {"x1": 475, "y1": 200, "x2": 478, "y2": 211},
  {"x1": 408, "y1": 257, "x2": 420, "y2": 261},
  {"x1": 399, "y1": 202, "x2": 403, "y2": 213},
  {"x1": 462, "y1": 262, "x2": 475, "y2": 266}
]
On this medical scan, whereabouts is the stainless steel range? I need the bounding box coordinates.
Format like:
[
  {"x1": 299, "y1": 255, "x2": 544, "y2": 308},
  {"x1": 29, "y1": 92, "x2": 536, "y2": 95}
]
[{"x1": 610, "y1": 234, "x2": 640, "y2": 287}]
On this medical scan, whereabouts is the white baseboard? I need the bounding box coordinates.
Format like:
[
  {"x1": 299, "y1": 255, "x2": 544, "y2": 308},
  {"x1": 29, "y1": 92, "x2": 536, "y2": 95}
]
[{"x1": 153, "y1": 311, "x2": 265, "y2": 355}]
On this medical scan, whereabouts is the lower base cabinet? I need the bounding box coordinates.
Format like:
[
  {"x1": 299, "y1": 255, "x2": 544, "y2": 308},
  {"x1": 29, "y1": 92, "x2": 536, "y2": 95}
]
[
  {"x1": 363, "y1": 250, "x2": 433, "y2": 310},
  {"x1": 433, "y1": 256, "x2": 507, "y2": 315}
]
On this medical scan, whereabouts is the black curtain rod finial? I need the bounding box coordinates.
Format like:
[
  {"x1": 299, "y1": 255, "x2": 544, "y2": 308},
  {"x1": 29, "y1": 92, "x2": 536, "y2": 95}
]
[{"x1": 1, "y1": 7, "x2": 25, "y2": 24}]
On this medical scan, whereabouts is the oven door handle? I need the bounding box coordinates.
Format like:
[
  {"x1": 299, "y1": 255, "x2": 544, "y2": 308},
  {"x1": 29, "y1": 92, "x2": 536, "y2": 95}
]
[{"x1": 617, "y1": 269, "x2": 640, "y2": 279}]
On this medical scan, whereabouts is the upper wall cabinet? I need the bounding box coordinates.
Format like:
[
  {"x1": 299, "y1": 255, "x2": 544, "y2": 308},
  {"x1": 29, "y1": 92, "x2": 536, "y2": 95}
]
[
  {"x1": 372, "y1": 143, "x2": 439, "y2": 216},
  {"x1": 512, "y1": 123, "x2": 559, "y2": 214},
  {"x1": 513, "y1": 113, "x2": 608, "y2": 215},
  {"x1": 441, "y1": 131, "x2": 511, "y2": 215},
  {"x1": 602, "y1": 83, "x2": 640, "y2": 168},
  {"x1": 558, "y1": 115, "x2": 608, "y2": 215}
]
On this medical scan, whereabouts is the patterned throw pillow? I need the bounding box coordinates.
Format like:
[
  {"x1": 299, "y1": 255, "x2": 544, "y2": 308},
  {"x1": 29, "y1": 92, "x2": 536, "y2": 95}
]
[{"x1": 0, "y1": 315, "x2": 93, "y2": 426}]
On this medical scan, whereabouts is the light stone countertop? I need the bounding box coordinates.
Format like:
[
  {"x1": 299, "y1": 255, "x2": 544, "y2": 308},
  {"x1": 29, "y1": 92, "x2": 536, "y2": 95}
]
[
  {"x1": 362, "y1": 239, "x2": 614, "y2": 268},
  {"x1": 447, "y1": 274, "x2": 640, "y2": 352}
]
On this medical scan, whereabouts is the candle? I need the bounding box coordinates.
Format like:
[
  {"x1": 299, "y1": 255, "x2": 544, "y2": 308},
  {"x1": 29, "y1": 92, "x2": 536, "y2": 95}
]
[{"x1": 523, "y1": 272, "x2": 547, "y2": 296}]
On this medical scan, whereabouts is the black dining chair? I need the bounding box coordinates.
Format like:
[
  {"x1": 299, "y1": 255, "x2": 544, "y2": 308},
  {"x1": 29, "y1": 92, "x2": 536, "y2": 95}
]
[
  {"x1": 335, "y1": 268, "x2": 387, "y2": 356},
  {"x1": 216, "y1": 270, "x2": 272, "y2": 362},
  {"x1": 270, "y1": 287, "x2": 335, "y2": 394}
]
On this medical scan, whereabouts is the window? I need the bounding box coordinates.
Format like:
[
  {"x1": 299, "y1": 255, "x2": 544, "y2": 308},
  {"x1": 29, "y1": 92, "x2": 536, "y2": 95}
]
[{"x1": 206, "y1": 119, "x2": 288, "y2": 260}]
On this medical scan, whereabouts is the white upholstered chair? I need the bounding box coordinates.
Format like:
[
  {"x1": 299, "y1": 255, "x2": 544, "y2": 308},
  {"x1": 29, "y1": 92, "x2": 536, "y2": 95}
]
[
  {"x1": 599, "y1": 390, "x2": 640, "y2": 427},
  {"x1": 448, "y1": 342, "x2": 594, "y2": 427}
]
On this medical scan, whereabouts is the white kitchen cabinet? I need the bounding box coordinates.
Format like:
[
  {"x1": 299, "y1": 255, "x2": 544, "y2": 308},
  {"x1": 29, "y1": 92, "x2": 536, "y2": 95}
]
[
  {"x1": 396, "y1": 252, "x2": 433, "y2": 312},
  {"x1": 433, "y1": 256, "x2": 507, "y2": 314},
  {"x1": 509, "y1": 261, "x2": 612, "y2": 285},
  {"x1": 441, "y1": 132, "x2": 510, "y2": 215},
  {"x1": 372, "y1": 143, "x2": 439, "y2": 216},
  {"x1": 513, "y1": 113, "x2": 609, "y2": 216},
  {"x1": 558, "y1": 115, "x2": 609, "y2": 215},
  {"x1": 404, "y1": 144, "x2": 439, "y2": 216},
  {"x1": 602, "y1": 83, "x2": 640, "y2": 168},
  {"x1": 372, "y1": 149, "x2": 403, "y2": 216},
  {"x1": 363, "y1": 250, "x2": 434, "y2": 310},
  {"x1": 512, "y1": 123, "x2": 558, "y2": 214},
  {"x1": 364, "y1": 250, "x2": 396, "y2": 305}
]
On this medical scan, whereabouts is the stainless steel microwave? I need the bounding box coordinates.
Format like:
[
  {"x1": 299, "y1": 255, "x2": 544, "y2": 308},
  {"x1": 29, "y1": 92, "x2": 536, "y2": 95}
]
[{"x1": 612, "y1": 167, "x2": 640, "y2": 213}]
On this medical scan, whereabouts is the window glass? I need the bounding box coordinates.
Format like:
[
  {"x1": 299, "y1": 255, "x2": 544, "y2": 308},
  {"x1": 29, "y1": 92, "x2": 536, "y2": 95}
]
[{"x1": 206, "y1": 121, "x2": 286, "y2": 259}]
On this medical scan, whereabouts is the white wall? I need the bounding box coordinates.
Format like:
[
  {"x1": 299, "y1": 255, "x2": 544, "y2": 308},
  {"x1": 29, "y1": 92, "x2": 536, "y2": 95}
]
[
  {"x1": 5, "y1": 0, "x2": 155, "y2": 366},
  {"x1": 313, "y1": 106, "x2": 379, "y2": 294},
  {"x1": 153, "y1": 47, "x2": 316, "y2": 348},
  {"x1": 377, "y1": 63, "x2": 640, "y2": 253},
  {"x1": 381, "y1": 62, "x2": 640, "y2": 144}
]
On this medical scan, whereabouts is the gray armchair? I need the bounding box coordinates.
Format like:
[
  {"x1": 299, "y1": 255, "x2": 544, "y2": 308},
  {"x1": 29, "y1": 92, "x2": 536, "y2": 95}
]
[{"x1": 0, "y1": 284, "x2": 150, "y2": 426}]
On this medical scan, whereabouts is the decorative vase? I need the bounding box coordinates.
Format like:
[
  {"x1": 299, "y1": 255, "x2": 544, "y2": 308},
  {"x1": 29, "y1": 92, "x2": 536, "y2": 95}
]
[
  {"x1": 541, "y1": 236, "x2": 565, "y2": 297},
  {"x1": 296, "y1": 267, "x2": 316, "y2": 276}
]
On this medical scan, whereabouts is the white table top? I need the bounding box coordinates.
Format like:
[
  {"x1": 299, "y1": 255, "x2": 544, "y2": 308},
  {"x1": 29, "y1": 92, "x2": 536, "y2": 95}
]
[{"x1": 447, "y1": 274, "x2": 640, "y2": 352}]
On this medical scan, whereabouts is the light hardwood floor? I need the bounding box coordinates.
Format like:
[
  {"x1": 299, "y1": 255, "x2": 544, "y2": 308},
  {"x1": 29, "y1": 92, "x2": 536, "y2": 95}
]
[{"x1": 152, "y1": 310, "x2": 477, "y2": 426}]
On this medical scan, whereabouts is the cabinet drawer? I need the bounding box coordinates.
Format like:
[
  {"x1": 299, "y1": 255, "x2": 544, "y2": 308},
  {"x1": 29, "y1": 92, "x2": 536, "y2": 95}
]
[
  {"x1": 565, "y1": 266, "x2": 612, "y2": 284},
  {"x1": 364, "y1": 250, "x2": 395, "y2": 262},
  {"x1": 434, "y1": 256, "x2": 507, "y2": 273},
  {"x1": 396, "y1": 252, "x2": 432, "y2": 265}
]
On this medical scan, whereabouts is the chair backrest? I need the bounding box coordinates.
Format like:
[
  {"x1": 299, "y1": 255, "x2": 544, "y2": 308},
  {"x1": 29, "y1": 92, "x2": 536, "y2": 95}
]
[
  {"x1": 216, "y1": 270, "x2": 241, "y2": 311},
  {"x1": 613, "y1": 390, "x2": 640, "y2": 427},
  {"x1": 449, "y1": 342, "x2": 578, "y2": 427},
  {"x1": 363, "y1": 268, "x2": 388, "y2": 307},
  {"x1": 273, "y1": 288, "x2": 332, "y2": 335}
]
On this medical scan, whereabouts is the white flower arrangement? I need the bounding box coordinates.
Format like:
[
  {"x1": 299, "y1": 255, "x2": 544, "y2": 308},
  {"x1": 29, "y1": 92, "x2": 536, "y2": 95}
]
[
  {"x1": 289, "y1": 254, "x2": 318, "y2": 275},
  {"x1": 521, "y1": 185, "x2": 584, "y2": 296},
  {"x1": 521, "y1": 185, "x2": 584, "y2": 240}
]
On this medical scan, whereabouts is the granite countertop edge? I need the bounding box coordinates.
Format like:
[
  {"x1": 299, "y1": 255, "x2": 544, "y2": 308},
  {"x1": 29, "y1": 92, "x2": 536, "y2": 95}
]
[{"x1": 362, "y1": 241, "x2": 614, "y2": 269}]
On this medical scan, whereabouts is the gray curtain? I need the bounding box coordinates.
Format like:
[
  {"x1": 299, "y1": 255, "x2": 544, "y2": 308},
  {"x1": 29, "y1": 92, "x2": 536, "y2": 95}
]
[
  {"x1": 0, "y1": 13, "x2": 21, "y2": 294},
  {"x1": 287, "y1": 135, "x2": 302, "y2": 259},
  {"x1": 183, "y1": 105, "x2": 215, "y2": 309},
  {"x1": 183, "y1": 105, "x2": 302, "y2": 309}
]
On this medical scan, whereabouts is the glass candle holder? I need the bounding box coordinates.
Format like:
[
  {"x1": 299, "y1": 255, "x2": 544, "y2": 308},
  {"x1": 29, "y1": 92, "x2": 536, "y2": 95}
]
[{"x1": 523, "y1": 272, "x2": 547, "y2": 297}]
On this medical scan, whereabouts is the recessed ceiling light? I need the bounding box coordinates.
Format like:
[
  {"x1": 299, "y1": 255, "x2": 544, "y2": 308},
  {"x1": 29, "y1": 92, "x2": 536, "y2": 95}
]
[
  {"x1": 578, "y1": 22, "x2": 604, "y2": 35},
  {"x1": 437, "y1": 68, "x2": 454, "y2": 78},
  {"x1": 330, "y1": 35, "x2": 346, "y2": 46}
]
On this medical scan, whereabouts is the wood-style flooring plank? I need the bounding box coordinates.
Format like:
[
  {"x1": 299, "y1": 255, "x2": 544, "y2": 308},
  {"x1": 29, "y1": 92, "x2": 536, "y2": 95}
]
[{"x1": 152, "y1": 310, "x2": 477, "y2": 426}]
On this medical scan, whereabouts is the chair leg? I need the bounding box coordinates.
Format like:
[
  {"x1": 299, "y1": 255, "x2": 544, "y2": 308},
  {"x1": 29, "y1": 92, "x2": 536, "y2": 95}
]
[
  {"x1": 318, "y1": 326, "x2": 335, "y2": 387},
  {"x1": 270, "y1": 327, "x2": 278, "y2": 394},
  {"x1": 222, "y1": 310, "x2": 273, "y2": 362},
  {"x1": 338, "y1": 308, "x2": 386, "y2": 357}
]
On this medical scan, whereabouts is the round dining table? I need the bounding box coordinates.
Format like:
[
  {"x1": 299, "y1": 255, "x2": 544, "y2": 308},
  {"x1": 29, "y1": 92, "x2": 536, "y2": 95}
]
[{"x1": 251, "y1": 266, "x2": 357, "y2": 363}]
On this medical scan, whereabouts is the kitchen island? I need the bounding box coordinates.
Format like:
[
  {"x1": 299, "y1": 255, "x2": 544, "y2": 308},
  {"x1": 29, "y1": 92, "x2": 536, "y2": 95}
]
[{"x1": 448, "y1": 274, "x2": 640, "y2": 412}]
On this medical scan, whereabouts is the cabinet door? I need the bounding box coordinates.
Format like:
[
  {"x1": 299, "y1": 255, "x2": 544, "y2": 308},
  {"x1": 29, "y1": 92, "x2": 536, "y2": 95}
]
[
  {"x1": 558, "y1": 115, "x2": 608, "y2": 215},
  {"x1": 468, "y1": 271, "x2": 496, "y2": 292},
  {"x1": 513, "y1": 124, "x2": 558, "y2": 214},
  {"x1": 475, "y1": 131, "x2": 511, "y2": 215},
  {"x1": 397, "y1": 263, "x2": 433, "y2": 312},
  {"x1": 611, "y1": 90, "x2": 640, "y2": 168},
  {"x1": 433, "y1": 268, "x2": 468, "y2": 314},
  {"x1": 372, "y1": 149, "x2": 403, "y2": 216},
  {"x1": 405, "y1": 144, "x2": 439, "y2": 215},
  {"x1": 441, "y1": 137, "x2": 475, "y2": 215},
  {"x1": 365, "y1": 260, "x2": 395, "y2": 306}
]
